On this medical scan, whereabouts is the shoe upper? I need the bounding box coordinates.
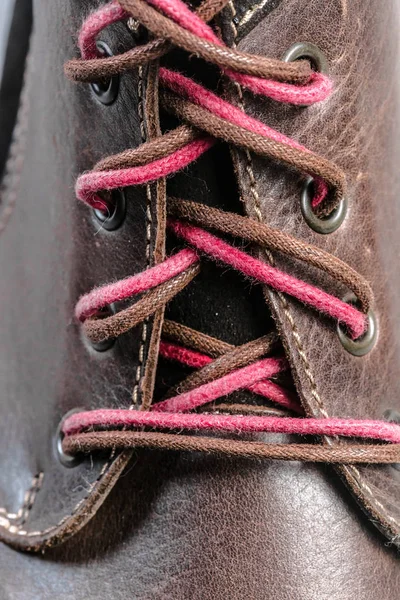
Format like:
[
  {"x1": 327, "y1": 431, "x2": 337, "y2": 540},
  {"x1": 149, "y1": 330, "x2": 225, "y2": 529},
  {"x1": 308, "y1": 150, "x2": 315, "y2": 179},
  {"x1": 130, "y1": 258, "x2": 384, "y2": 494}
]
[{"x1": 0, "y1": 1, "x2": 399, "y2": 598}]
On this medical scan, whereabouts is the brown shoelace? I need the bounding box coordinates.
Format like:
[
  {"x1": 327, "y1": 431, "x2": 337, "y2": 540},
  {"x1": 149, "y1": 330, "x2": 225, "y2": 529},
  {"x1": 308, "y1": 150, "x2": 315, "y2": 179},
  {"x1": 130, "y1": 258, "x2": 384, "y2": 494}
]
[{"x1": 63, "y1": 431, "x2": 400, "y2": 465}]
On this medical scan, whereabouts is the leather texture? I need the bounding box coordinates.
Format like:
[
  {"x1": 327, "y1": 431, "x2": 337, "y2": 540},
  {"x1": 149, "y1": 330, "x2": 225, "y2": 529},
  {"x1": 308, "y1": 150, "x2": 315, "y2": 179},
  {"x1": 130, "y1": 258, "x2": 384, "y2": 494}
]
[
  {"x1": 0, "y1": 455, "x2": 399, "y2": 600},
  {"x1": 221, "y1": 0, "x2": 400, "y2": 543},
  {"x1": 0, "y1": 0, "x2": 399, "y2": 598},
  {"x1": 0, "y1": 0, "x2": 164, "y2": 549}
]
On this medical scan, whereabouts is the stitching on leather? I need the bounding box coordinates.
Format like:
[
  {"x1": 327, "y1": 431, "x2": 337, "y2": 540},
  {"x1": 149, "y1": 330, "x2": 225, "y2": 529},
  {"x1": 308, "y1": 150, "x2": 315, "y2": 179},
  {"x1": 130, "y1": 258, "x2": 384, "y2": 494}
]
[
  {"x1": 0, "y1": 473, "x2": 43, "y2": 532},
  {"x1": 347, "y1": 466, "x2": 400, "y2": 532},
  {"x1": 132, "y1": 64, "x2": 152, "y2": 406},
  {"x1": 14, "y1": 457, "x2": 115, "y2": 538},
  {"x1": 237, "y1": 0, "x2": 273, "y2": 28},
  {"x1": 275, "y1": 293, "x2": 328, "y2": 415},
  {"x1": 0, "y1": 68, "x2": 155, "y2": 541},
  {"x1": 228, "y1": 1, "x2": 326, "y2": 418},
  {"x1": 228, "y1": 0, "x2": 400, "y2": 536},
  {"x1": 0, "y1": 56, "x2": 31, "y2": 236}
]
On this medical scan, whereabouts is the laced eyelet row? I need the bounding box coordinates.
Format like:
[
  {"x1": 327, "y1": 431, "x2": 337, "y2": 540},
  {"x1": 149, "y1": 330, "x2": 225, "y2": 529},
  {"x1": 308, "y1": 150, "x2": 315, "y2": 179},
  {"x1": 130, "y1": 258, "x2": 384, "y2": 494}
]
[
  {"x1": 286, "y1": 45, "x2": 366, "y2": 350},
  {"x1": 83, "y1": 35, "x2": 371, "y2": 356},
  {"x1": 55, "y1": 0, "x2": 398, "y2": 472},
  {"x1": 90, "y1": 40, "x2": 349, "y2": 237},
  {"x1": 53, "y1": 51, "x2": 118, "y2": 465},
  {"x1": 285, "y1": 44, "x2": 349, "y2": 234},
  {"x1": 89, "y1": 40, "x2": 125, "y2": 353}
]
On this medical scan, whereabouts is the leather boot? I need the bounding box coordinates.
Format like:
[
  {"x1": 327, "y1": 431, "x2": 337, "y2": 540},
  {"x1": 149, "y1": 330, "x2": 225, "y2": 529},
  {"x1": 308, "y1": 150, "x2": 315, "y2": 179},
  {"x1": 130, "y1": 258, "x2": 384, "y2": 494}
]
[{"x1": 0, "y1": 1, "x2": 399, "y2": 598}]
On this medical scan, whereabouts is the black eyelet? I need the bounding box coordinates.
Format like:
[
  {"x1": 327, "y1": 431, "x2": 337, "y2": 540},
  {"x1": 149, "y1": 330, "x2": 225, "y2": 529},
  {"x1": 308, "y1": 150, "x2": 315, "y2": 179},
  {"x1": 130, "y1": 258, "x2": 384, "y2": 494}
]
[
  {"x1": 337, "y1": 294, "x2": 377, "y2": 357},
  {"x1": 301, "y1": 177, "x2": 347, "y2": 234},
  {"x1": 85, "y1": 304, "x2": 116, "y2": 353},
  {"x1": 90, "y1": 336, "x2": 115, "y2": 352},
  {"x1": 93, "y1": 189, "x2": 126, "y2": 231},
  {"x1": 383, "y1": 410, "x2": 400, "y2": 471},
  {"x1": 90, "y1": 41, "x2": 119, "y2": 106},
  {"x1": 283, "y1": 41, "x2": 329, "y2": 75},
  {"x1": 55, "y1": 409, "x2": 84, "y2": 468}
]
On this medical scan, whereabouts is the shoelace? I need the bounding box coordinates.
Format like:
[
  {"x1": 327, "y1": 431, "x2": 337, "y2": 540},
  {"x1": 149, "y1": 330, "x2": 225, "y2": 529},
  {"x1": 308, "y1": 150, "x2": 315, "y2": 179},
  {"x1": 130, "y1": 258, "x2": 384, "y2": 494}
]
[{"x1": 61, "y1": 0, "x2": 400, "y2": 464}]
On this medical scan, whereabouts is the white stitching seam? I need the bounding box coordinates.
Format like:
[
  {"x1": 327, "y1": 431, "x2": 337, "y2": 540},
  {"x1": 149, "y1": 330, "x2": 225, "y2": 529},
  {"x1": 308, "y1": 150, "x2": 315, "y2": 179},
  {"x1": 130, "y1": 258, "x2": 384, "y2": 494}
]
[
  {"x1": 238, "y1": 0, "x2": 274, "y2": 28},
  {"x1": 0, "y1": 67, "x2": 154, "y2": 539},
  {"x1": 132, "y1": 65, "x2": 152, "y2": 407},
  {"x1": 0, "y1": 474, "x2": 43, "y2": 532},
  {"x1": 227, "y1": 0, "x2": 400, "y2": 537},
  {"x1": 228, "y1": 1, "x2": 327, "y2": 416}
]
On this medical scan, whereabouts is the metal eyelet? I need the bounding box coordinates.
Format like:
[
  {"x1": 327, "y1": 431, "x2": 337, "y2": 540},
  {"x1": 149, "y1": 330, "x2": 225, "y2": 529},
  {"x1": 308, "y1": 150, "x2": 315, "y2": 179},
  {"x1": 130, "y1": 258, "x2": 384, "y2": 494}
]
[
  {"x1": 55, "y1": 409, "x2": 84, "y2": 468},
  {"x1": 301, "y1": 177, "x2": 347, "y2": 234},
  {"x1": 90, "y1": 41, "x2": 119, "y2": 106},
  {"x1": 93, "y1": 189, "x2": 126, "y2": 231},
  {"x1": 337, "y1": 294, "x2": 377, "y2": 357},
  {"x1": 85, "y1": 304, "x2": 116, "y2": 353},
  {"x1": 383, "y1": 410, "x2": 400, "y2": 471},
  {"x1": 282, "y1": 41, "x2": 329, "y2": 75},
  {"x1": 90, "y1": 336, "x2": 115, "y2": 352}
]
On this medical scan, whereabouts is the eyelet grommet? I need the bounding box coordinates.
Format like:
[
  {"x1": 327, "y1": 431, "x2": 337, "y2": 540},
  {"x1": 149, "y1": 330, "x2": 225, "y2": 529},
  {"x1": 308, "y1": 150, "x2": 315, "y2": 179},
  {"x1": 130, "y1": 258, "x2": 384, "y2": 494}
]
[
  {"x1": 93, "y1": 189, "x2": 126, "y2": 231},
  {"x1": 337, "y1": 294, "x2": 377, "y2": 357},
  {"x1": 383, "y1": 410, "x2": 400, "y2": 471},
  {"x1": 55, "y1": 409, "x2": 84, "y2": 468},
  {"x1": 90, "y1": 336, "x2": 115, "y2": 352},
  {"x1": 85, "y1": 304, "x2": 116, "y2": 353},
  {"x1": 301, "y1": 177, "x2": 347, "y2": 234},
  {"x1": 282, "y1": 41, "x2": 329, "y2": 75},
  {"x1": 90, "y1": 41, "x2": 119, "y2": 106}
]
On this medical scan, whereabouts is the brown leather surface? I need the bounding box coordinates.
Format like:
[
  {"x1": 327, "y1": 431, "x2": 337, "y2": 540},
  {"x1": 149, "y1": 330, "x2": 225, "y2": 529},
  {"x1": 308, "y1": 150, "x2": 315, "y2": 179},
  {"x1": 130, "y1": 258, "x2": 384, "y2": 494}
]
[
  {"x1": 0, "y1": 453, "x2": 399, "y2": 599},
  {"x1": 221, "y1": 0, "x2": 400, "y2": 542},
  {"x1": 0, "y1": 0, "x2": 164, "y2": 549},
  {"x1": 0, "y1": 0, "x2": 399, "y2": 598}
]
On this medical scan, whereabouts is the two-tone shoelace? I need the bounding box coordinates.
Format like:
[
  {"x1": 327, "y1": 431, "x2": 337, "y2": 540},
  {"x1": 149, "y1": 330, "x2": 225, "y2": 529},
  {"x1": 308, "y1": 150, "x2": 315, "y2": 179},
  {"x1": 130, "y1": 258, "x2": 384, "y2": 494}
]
[{"x1": 61, "y1": 0, "x2": 400, "y2": 464}]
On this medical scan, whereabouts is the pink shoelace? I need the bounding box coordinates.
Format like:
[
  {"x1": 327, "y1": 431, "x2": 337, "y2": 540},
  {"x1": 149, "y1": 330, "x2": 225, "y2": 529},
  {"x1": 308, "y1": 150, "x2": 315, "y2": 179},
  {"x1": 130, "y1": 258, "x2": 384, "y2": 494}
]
[{"x1": 61, "y1": 0, "x2": 400, "y2": 462}]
